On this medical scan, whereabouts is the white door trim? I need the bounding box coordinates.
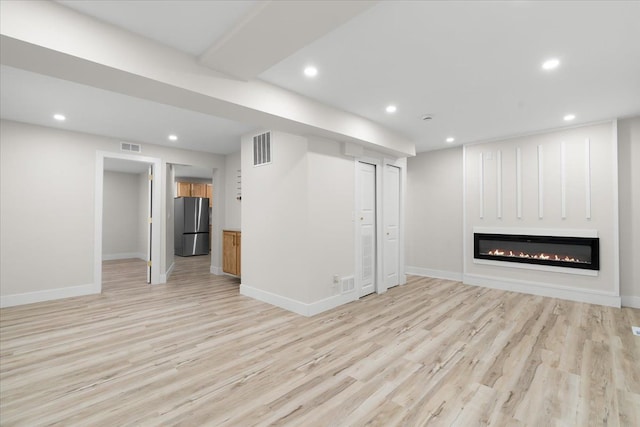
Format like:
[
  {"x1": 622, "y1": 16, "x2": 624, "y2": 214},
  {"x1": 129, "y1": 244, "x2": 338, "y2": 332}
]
[
  {"x1": 147, "y1": 165, "x2": 153, "y2": 284},
  {"x1": 95, "y1": 151, "x2": 163, "y2": 293}
]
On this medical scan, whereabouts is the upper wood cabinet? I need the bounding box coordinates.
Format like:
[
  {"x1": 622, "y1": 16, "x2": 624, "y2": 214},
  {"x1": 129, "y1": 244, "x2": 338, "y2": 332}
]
[
  {"x1": 177, "y1": 182, "x2": 213, "y2": 207},
  {"x1": 190, "y1": 183, "x2": 208, "y2": 198},
  {"x1": 206, "y1": 185, "x2": 213, "y2": 207},
  {"x1": 177, "y1": 182, "x2": 192, "y2": 197}
]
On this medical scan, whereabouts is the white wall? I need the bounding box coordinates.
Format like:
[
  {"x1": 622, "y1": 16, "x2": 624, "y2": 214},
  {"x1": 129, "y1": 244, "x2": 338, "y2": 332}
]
[
  {"x1": 241, "y1": 131, "x2": 310, "y2": 304},
  {"x1": 0, "y1": 120, "x2": 226, "y2": 306},
  {"x1": 405, "y1": 146, "x2": 463, "y2": 280},
  {"x1": 240, "y1": 131, "x2": 361, "y2": 315},
  {"x1": 102, "y1": 171, "x2": 144, "y2": 259},
  {"x1": 617, "y1": 116, "x2": 640, "y2": 307},
  {"x1": 224, "y1": 151, "x2": 242, "y2": 230},
  {"x1": 306, "y1": 137, "x2": 355, "y2": 303},
  {"x1": 463, "y1": 121, "x2": 620, "y2": 306},
  {"x1": 137, "y1": 171, "x2": 149, "y2": 258},
  {"x1": 1, "y1": 122, "x2": 96, "y2": 299}
]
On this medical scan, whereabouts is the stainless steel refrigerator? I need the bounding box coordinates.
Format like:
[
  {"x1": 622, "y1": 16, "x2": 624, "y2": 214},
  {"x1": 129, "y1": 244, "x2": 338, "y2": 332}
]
[{"x1": 174, "y1": 197, "x2": 209, "y2": 256}]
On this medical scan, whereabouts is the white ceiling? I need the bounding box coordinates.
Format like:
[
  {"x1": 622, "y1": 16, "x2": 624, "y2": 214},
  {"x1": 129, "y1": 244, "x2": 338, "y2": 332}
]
[
  {"x1": 56, "y1": 0, "x2": 257, "y2": 56},
  {"x1": 260, "y1": 1, "x2": 640, "y2": 149},
  {"x1": 2, "y1": 1, "x2": 639, "y2": 155},
  {"x1": 0, "y1": 65, "x2": 255, "y2": 154}
]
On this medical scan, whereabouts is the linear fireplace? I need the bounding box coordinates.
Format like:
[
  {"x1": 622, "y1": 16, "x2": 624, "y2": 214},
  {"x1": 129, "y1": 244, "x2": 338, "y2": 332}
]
[{"x1": 474, "y1": 233, "x2": 600, "y2": 271}]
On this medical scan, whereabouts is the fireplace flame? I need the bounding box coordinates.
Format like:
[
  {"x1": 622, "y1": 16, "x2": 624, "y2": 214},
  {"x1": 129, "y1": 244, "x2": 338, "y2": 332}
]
[{"x1": 486, "y1": 249, "x2": 585, "y2": 264}]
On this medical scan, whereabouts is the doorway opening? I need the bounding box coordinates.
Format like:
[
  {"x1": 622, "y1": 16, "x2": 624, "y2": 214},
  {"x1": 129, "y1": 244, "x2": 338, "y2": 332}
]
[
  {"x1": 169, "y1": 164, "x2": 216, "y2": 280},
  {"x1": 94, "y1": 151, "x2": 162, "y2": 294}
]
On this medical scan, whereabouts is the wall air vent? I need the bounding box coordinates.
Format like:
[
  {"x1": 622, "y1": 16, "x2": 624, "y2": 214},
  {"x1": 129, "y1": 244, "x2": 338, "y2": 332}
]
[
  {"x1": 121, "y1": 142, "x2": 141, "y2": 153},
  {"x1": 341, "y1": 276, "x2": 355, "y2": 293},
  {"x1": 253, "y1": 132, "x2": 271, "y2": 166}
]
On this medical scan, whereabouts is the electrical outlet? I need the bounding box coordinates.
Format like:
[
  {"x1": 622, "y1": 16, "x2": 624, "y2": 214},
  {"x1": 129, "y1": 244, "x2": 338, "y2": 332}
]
[
  {"x1": 333, "y1": 275, "x2": 339, "y2": 284},
  {"x1": 632, "y1": 326, "x2": 640, "y2": 337}
]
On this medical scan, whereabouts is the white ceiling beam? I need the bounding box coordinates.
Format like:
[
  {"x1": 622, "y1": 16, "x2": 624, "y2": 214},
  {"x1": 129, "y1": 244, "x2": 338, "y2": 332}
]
[
  {"x1": 199, "y1": 0, "x2": 377, "y2": 80},
  {"x1": 0, "y1": 0, "x2": 414, "y2": 157}
]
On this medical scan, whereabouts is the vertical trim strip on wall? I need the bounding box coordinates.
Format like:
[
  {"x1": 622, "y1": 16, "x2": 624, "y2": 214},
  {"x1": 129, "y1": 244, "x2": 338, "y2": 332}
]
[
  {"x1": 538, "y1": 145, "x2": 544, "y2": 219},
  {"x1": 462, "y1": 145, "x2": 468, "y2": 275},
  {"x1": 610, "y1": 121, "x2": 620, "y2": 297},
  {"x1": 516, "y1": 147, "x2": 522, "y2": 219},
  {"x1": 585, "y1": 138, "x2": 592, "y2": 219},
  {"x1": 496, "y1": 150, "x2": 502, "y2": 219},
  {"x1": 479, "y1": 153, "x2": 484, "y2": 219},
  {"x1": 561, "y1": 141, "x2": 567, "y2": 219}
]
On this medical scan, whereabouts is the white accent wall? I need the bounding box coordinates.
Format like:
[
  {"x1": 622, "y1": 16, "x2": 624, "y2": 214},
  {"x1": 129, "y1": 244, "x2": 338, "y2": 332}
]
[
  {"x1": 0, "y1": 120, "x2": 226, "y2": 307},
  {"x1": 463, "y1": 121, "x2": 619, "y2": 306},
  {"x1": 617, "y1": 116, "x2": 640, "y2": 308},
  {"x1": 406, "y1": 119, "x2": 639, "y2": 308},
  {"x1": 102, "y1": 171, "x2": 146, "y2": 260}
]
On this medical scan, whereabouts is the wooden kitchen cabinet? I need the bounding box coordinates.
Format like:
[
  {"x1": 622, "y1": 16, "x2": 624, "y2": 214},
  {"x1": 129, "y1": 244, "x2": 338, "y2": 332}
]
[
  {"x1": 177, "y1": 182, "x2": 213, "y2": 207},
  {"x1": 206, "y1": 184, "x2": 213, "y2": 208},
  {"x1": 223, "y1": 230, "x2": 241, "y2": 276},
  {"x1": 177, "y1": 182, "x2": 192, "y2": 197},
  {"x1": 190, "y1": 183, "x2": 208, "y2": 198}
]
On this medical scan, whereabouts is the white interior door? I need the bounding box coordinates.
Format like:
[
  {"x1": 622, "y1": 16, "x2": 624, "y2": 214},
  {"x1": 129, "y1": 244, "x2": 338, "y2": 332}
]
[
  {"x1": 384, "y1": 165, "x2": 400, "y2": 288},
  {"x1": 358, "y1": 162, "x2": 377, "y2": 297}
]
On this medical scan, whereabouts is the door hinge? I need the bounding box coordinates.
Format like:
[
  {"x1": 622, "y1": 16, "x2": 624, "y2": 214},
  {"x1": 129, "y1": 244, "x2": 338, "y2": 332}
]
[
  {"x1": 148, "y1": 217, "x2": 152, "y2": 224},
  {"x1": 147, "y1": 260, "x2": 152, "y2": 267},
  {"x1": 148, "y1": 174, "x2": 153, "y2": 181}
]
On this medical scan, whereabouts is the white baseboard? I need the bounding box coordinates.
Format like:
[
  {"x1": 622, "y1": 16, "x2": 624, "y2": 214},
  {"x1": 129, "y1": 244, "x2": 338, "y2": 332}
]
[
  {"x1": 239, "y1": 283, "x2": 358, "y2": 317},
  {"x1": 210, "y1": 265, "x2": 223, "y2": 275},
  {"x1": 405, "y1": 266, "x2": 463, "y2": 282},
  {"x1": 159, "y1": 262, "x2": 175, "y2": 283},
  {"x1": 1, "y1": 283, "x2": 97, "y2": 308},
  {"x1": 307, "y1": 292, "x2": 359, "y2": 316},
  {"x1": 102, "y1": 252, "x2": 146, "y2": 261},
  {"x1": 463, "y1": 273, "x2": 621, "y2": 308},
  {"x1": 621, "y1": 295, "x2": 640, "y2": 309}
]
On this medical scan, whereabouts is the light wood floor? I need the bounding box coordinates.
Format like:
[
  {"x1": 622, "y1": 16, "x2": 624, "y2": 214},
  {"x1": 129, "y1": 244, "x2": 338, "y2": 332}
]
[{"x1": 1, "y1": 257, "x2": 639, "y2": 426}]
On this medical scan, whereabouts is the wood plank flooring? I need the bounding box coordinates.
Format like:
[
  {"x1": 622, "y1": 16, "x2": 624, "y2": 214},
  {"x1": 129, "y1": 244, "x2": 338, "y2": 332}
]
[{"x1": 1, "y1": 256, "x2": 639, "y2": 426}]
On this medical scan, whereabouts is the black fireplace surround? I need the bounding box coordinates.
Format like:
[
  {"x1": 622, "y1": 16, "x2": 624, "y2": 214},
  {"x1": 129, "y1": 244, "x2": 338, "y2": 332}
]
[{"x1": 474, "y1": 233, "x2": 600, "y2": 271}]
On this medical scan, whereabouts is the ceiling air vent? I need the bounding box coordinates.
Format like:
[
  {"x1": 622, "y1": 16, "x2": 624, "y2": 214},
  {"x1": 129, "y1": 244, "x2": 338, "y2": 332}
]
[
  {"x1": 253, "y1": 132, "x2": 271, "y2": 167},
  {"x1": 120, "y1": 142, "x2": 141, "y2": 153}
]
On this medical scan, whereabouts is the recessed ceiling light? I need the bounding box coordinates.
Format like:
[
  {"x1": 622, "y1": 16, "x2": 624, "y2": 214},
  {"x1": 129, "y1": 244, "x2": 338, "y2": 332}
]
[
  {"x1": 385, "y1": 105, "x2": 397, "y2": 113},
  {"x1": 542, "y1": 58, "x2": 560, "y2": 70},
  {"x1": 446, "y1": 137, "x2": 455, "y2": 143},
  {"x1": 303, "y1": 66, "x2": 318, "y2": 77},
  {"x1": 53, "y1": 114, "x2": 66, "y2": 121},
  {"x1": 168, "y1": 134, "x2": 178, "y2": 141},
  {"x1": 563, "y1": 114, "x2": 576, "y2": 121}
]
